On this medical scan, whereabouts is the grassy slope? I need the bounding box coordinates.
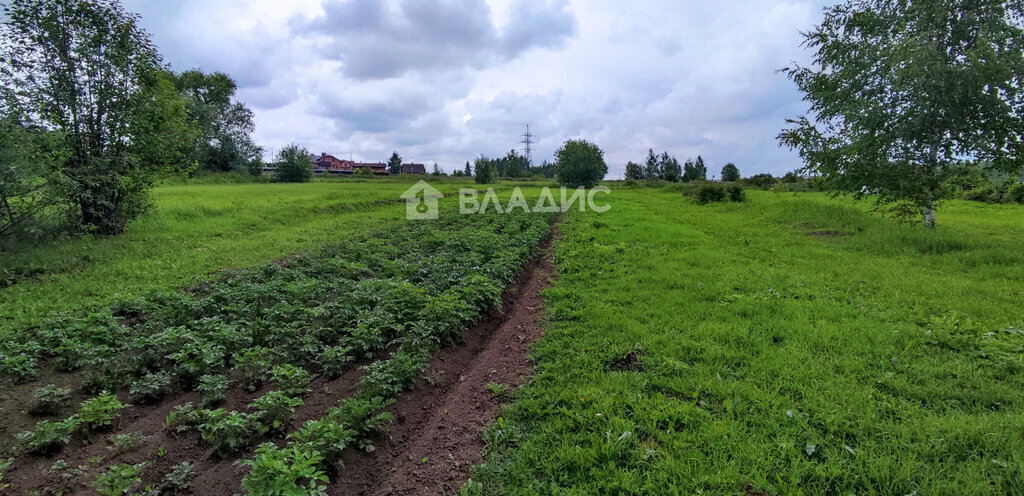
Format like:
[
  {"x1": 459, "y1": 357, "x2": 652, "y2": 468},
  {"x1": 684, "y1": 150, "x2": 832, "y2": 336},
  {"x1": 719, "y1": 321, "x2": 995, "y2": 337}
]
[
  {"x1": 0, "y1": 178, "x2": 502, "y2": 336},
  {"x1": 474, "y1": 189, "x2": 1024, "y2": 495}
]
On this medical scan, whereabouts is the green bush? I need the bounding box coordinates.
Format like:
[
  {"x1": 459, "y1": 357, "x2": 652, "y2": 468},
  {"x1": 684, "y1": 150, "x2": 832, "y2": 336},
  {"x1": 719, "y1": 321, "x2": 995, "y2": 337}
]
[
  {"x1": 241, "y1": 444, "x2": 328, "y2": 496},
  {"x1": 269, "y1": 364, "x2": 313, "y2": 397},
  {"x1": 197, "y1": 374, "x2": 230, "y2": 408},
  {"x1": 78, "y1": 393, "x2": 127, "y2": 431},
  {"x1": 695, "y1": 183, "x2": 726, "y2": 204},
  {"x1": 94, "y1": 462, "x2": 149, "y2": 496},
  {"x1": 275, "y1": 144, "x2": 313, "y2": 183},
  {"x1": 15, "y1": 418, "x2": 79, "y2": 455},
  {"x1": 555, "y1": 140, "x2": 608, "y2": 189},
  {"x1": 1006, "y1": 182, "x2": 1024, "y2": 204},
  {"x1": 250, "y1": 391, "x2": 303, "y2": 434},
  {"x1": 726, "y1": 184, "x2": 746, "y2": 202},
  {"x1": 198, "y1": 410, "x2": 256, "y2": 458},
  {"x1": 320, "y1": 345, "x2": 353, "y2": 379},
  {"x1": 129, "y1": 371, "x2": 174, "y2": 403},
  {"x1": 29, "y1": 384, "x2": 72, "y2": 416}
]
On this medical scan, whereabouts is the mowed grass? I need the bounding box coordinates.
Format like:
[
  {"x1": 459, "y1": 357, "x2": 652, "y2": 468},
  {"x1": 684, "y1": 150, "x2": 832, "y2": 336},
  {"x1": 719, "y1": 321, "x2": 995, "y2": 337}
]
[
  {"x1": 0, "y1": 178, "x2": 493, "y2": 337},
  {"x1": 472, "y1": 189, "x2": 1024, "y2": 495}
]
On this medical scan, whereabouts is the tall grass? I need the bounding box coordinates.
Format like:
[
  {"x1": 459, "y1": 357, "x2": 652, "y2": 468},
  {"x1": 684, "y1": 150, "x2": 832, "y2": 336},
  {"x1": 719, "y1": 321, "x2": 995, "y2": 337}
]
[{"x1": 471, "y1": 190, "x2": 1024, "y2": 495}]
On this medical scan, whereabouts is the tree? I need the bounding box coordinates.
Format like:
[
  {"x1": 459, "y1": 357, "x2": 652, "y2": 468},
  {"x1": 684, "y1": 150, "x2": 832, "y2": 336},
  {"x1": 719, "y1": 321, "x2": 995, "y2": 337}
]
[
  {"x1": 0, "y1": 113, "x2": 69, "y2": 239},
  {"x1": 387, "y1": 152, "x2": 402, "y2": 175},
  {"x1": 643, "y1": 149, "x2": 660, "y2": 179},
  {"x1": 464, "y1": 161, "x2": 472, "y2": 176},
  {"x1": 683, "y1": 156, "x2": 707, "y2": 182},
  {"x1": 275, "y1": 144, "x2": 313, "y2": 183},
  {"x1": 555, "y1": 140, "x2": 607, "y2": 188},
  {"x1": 1, "y1": 0, "x2": 197, "y2": 235},
  {"x1": 172, "y1": 70, "x2": 261, "y2": 174},
  {"x1": 473, "y1": 156, "x2": 495, "y2": 184},
  {"x1": 431, "y1": 163, "x2": 442, "y2": 176},
  {"x1": 624, "y1": 161, "x2": 644, "y2": 180},
  {"x1": 721, "y1": 163, "x2": 741, "y2": 182},
  {"x1": 503, "y1": 149, "x2": 528, "y2": 178},
  {"x1": 530, "y1": 160, "x2": 557, "y2": 178},
  {"x1": 779, "y1": 0, "x2": 1024, "y2": 229},
  {"x1": 661, "y1": 152, "x2": 682, "y2": 182}
]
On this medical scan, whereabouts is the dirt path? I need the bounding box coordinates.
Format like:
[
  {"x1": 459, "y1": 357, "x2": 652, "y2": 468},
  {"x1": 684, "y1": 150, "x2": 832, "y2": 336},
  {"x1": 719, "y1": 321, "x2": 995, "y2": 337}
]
[{"x1": 330, "y1": 232, "x2": 555, "y2": 495}]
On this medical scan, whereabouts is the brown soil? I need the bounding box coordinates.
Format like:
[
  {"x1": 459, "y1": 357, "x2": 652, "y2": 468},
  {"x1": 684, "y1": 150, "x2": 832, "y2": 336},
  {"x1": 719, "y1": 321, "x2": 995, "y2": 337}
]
[
  {"x1": 809, "y1": 230, "x2": 846, "y2": 238},
  {"x1": 1, "y1": 229, "x2": 556, "y2": 496}
]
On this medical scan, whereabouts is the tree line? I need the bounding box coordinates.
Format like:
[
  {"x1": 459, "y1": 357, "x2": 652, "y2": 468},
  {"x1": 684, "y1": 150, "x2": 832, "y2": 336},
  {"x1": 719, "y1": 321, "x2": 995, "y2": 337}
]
[
  {"x1": 0, "y1": 0, "x2": 262, "y2": 240},
  {"x1": 624, "y1": 149, "x2": 740, "y2": 183}
]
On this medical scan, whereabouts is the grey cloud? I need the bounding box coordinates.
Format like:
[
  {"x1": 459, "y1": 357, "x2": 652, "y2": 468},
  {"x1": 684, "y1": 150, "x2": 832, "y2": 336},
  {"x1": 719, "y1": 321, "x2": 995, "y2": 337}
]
[{"x1": 301, "y1": 0, "x2": 576, "y2": 80}]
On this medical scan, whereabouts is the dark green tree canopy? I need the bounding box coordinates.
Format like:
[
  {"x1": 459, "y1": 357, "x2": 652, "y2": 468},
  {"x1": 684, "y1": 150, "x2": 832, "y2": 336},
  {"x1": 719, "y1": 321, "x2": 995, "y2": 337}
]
[
  {"x1": 172, "y1": 70, "x2": 260, "y2": 174},
  {"x1": 779, "y1": 0, "x2": 1024, "y2": 228},
  {"x1": 555, "y1": 139, "x2": 607, "y2": 188},
  {"x1": 275, "y1": 144, "x2": 313, "y2": 183},
  {"x1": 388, "y1": 151, "x2": 402, "y2": 175},
  {"x1": 660, "y1": 152, "x2": 682, "y2": 182},
  {"x1": 1, "y1": 0, "x2": 196, "y2": 235},
  {"x1": 624, "y1": 161, "x2": 644, "y2": 180},
  {"x1": 721, "y1": 163, "x2": 741, "y2": 182},
  {"x1": 682, "y1": 157, "x2": 707, "y2": 182},
  {"x1": 473, "y1": 155, "x2": 495, "y2": 184},
  {"x1": 644, "y1": 149, "x2": 661, "y2": 179}
]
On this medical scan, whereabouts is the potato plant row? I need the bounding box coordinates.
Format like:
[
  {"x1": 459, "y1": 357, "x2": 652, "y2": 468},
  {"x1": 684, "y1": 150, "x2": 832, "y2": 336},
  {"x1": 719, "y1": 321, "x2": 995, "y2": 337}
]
[{"x1": 1, "y1": 211, "x2": 553, "y2": 490}]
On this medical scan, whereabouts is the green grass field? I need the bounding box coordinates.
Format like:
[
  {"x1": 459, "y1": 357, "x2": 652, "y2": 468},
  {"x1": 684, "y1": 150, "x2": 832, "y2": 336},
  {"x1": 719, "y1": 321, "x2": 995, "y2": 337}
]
[
  {"x1": 471, "y1": 189, "x2": 1024, "y2": 495},
  {"x1": 0, "y1": 177, "x2": 548, "y2": 337},
  {"x1": 2, "y1": 178, "x2": 1022, "y2": 494}
]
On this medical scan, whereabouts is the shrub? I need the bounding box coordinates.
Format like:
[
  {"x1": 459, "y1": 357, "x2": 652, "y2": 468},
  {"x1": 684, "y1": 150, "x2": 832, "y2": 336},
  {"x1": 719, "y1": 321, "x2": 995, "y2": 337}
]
[
  {"x1": 330, "y1": 397, "x2": 394, "y2": 452},
  {"x1": 473, "y1": 158, "x2": 495, "y2": 184},
  {"x1": 29, "y1": 384, "x2": 72, "y2": 416},
  {"x1": 161, "y1": 461, "x2": 195, "y2": 493},
  {"x1": 15, "y1": 418, "x2": 79, "y2": 455},
  {"x1": 107, "y1": 432, "x2": 144, "y2": 454},
  {"x1": 240, "y1": 443, "x2": 328, "y2": 496},
  {"x1": 695, "y1": 183, "x2": 726, "y2": 204},
  {"x1": 320, "y1": 345, "x2": 353, "y2": 379},
  {"x1": 554, "y1": 139, "x2": 608, "y2": 189},
  {"x1": 250, "y1": 391, "x2": 304, "y2": 434},
  {"x1": 290, "y1": 418, "x2": 356, "y2": 464},
  {"x1": 727, "y1": 184, "x2": 746, "y2": 202},
  {"x1": 94, "y1": 462, "x2": 149, "y2": 496},
  {"x1": 1, "y1": 351, "x2": 37, "y2": 383},
  {"x1": 129, "y1": 371, "x2": 174, "y2": 403},
  {"x1": 269, "y1": 364, "x2": 313, "y2": 397},
  {"x1": 165, "y1": 402, "x2": 207, "y2": 435},
  {"x1": 197, "y1": 374, "x2": 231, "y2": 407},
  {"x1": 275, "y1": 144, "x2": 314, "y2": 183},
  {"x1": 198, "y1": 410, "x2": 255, "y2": 458},
  {"x1": 1006, "y1": 182, "x2": 1024, "y2": 204},
  {"x1": 742, "y1": 173, "x2": 777, "y2": 189},
  {"x1": 235, "y1": 347, "x2": 274, "y2": 392},
  {"x1": 79, "y1": 393, "x2": 127, "y2": 431}
]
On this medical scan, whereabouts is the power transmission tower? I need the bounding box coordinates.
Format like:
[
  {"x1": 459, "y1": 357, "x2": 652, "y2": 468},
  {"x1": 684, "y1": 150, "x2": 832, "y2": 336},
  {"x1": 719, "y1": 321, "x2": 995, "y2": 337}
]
[{"x1": 521, "y1": 124, "x2": 535, "y2": 166}]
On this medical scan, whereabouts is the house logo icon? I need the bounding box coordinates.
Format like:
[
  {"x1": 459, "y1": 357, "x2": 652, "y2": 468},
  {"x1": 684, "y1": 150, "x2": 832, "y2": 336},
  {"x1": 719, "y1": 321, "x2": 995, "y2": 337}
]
[{"x1": 400, "y1": 180, "x2": 443, "y2": 220}]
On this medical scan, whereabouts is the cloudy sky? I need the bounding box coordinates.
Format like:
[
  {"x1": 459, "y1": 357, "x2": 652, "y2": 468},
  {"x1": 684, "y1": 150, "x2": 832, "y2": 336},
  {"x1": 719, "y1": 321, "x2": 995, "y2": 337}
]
[{"x1": 123, "y1": 0, "x2": 834, "y2": 178}]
